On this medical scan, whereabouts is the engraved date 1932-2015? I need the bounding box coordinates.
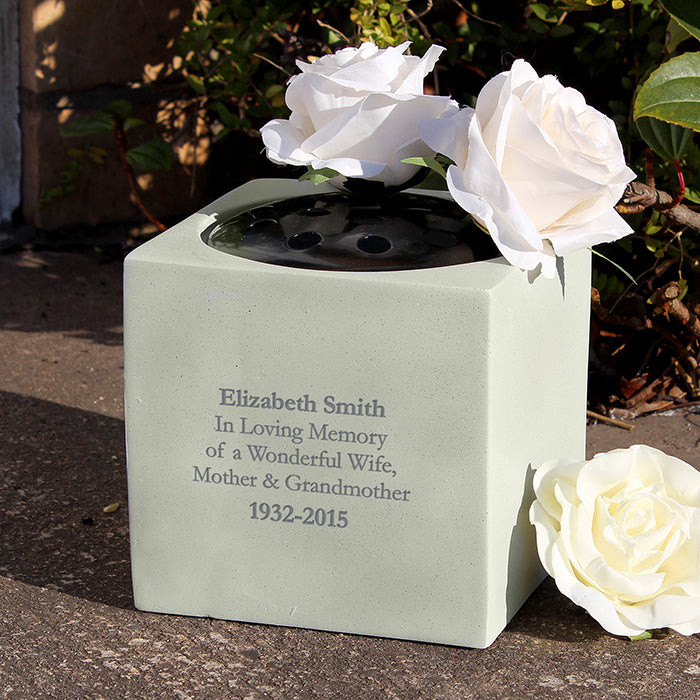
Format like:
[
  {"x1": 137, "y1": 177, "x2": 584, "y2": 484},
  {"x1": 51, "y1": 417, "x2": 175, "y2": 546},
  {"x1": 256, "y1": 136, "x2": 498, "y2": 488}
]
[{"x1": 249, "y1": 502, "x2": 348, "y2": 528}]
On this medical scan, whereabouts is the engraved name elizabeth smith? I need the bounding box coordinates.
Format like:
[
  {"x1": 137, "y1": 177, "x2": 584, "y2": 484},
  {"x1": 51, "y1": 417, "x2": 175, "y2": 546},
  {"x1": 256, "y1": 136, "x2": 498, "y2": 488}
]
[{"x1": 188, "y1": 387, "x2": 410, "y2": 509}]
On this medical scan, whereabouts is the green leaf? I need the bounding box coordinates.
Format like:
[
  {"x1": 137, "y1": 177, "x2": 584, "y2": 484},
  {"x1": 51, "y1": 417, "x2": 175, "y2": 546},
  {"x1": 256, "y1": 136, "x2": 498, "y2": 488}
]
[
  {"x1": 378, "y1": 16, "x2": 392, "y2": 36},
  {"x1": 659, "y1": 0, "x2": 700, "y2": 41},
  {"x1": 124, "y1": 139, "x2": 174, "y2": 172},
  {"x1": 636, "y1": 116, "x2": 693, "y2": 162},
  {"x1": 186, "y1": 74, "x2": 207, "y2": 95},
  {"x1": 645, "y1": 237, "x2": 662, "y2": 254},
  {"x1": 206, "y1": 4, "x2": 228, "y2": 22},
  {"x1": 590, "y1": 249, "x2": 637, "y2": 285},
  {"x1": 123, "y1": 117, "x2": 145, "y2": 132},
  {"x1": 215, "y1": 101, "x2": 239, "y2": 128},
  {"x1": 557, "y1": 0, "x2": 598, "y2": 9},
  {"x1": 530, "y1": 3, "x2": 554, "y2": 21},
  {"x1": 526, "y1": 16, "x2": 549, "y2": 34},
  {"x1": 264, "y1": 84, "x2": 285, "y2": 99},
  {"x1": 685, "y1": 183, "x2": 700, "y2": 204},
  {"x1": 634, "y1": 53, "x2": 700, "y2": 131},
  {"x1": 400, "y1": 156, "x2": 447, "y2": 178},
  {"x1": 60, "y1": 111, "x2": 115, "y2": 137},
  {"x1": 106, "y1": 100, "x2": 133, "y2": 119},
  {"x1": 86, "y1": 145, "x2": 109, "y2": 165},
  {"x1": 550, "y1": 24, "x2": 576, "y2": 38},
  {"x1": 667, "y1": 17, "x2": 693, "y2": 53},
  {"x1": 299, "y1": 166, "x2": 340, "y2": 185}
]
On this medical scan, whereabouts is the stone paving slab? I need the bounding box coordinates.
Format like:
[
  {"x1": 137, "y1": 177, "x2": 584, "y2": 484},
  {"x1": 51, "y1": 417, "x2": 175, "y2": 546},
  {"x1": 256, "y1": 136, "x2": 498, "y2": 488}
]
[{"x1": 1, "y1": 250, "x2": 699, "y2": 699}]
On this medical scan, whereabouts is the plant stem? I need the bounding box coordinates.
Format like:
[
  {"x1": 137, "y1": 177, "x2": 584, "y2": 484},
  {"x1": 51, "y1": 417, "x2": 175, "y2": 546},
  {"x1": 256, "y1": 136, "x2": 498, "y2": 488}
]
[
  {"x1": 667, "y1": 160, "x2": 686, "y2": 210},
  {"x1": 113, "y1": 115, "x2": 166, "y2": 233}
]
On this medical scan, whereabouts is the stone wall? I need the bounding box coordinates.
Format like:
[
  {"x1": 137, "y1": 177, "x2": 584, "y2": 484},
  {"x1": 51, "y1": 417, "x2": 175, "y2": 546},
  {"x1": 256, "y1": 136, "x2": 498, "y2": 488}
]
[{"x1": 18, "y1": 0, "x2": 208, "y2": 230}]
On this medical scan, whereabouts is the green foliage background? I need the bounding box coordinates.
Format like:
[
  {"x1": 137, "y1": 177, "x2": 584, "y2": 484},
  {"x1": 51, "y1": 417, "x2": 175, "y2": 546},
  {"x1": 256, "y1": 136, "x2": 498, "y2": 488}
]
[
  {"x1": 173, "y1": 0, "x2": 700, "y2": 412},
  {"x1": 176, "y1": 1, "x2": 699, "y2": 262},
  {"x1": 175, "y1": 1, "x2": 698, "y2": 190}
]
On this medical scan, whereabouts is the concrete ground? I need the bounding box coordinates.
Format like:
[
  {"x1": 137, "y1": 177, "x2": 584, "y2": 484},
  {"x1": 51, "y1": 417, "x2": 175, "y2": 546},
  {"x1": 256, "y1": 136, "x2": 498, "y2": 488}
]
[{"x1": 1, "y1": 249, "x2": 699, "y2": 699}]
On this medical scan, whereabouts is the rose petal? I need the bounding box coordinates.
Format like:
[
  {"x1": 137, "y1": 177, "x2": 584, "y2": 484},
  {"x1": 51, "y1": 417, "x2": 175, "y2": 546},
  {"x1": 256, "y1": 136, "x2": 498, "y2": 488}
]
[
  {"x1": 395, "y1": 43, "x2": 445, "y2": 94},
  {"x1": 577, "y1": 448, "x2": 660, "y2": 507},
  {"x1": 530, "y1": 501, "x2": 562, "y2": 575},
  {"x1": 645, "y1": 445, "x2": 700, "y2": 505},
  {"x1": 309, "y1": 156, "x2": 386, "y2": 180},
  {"x1": 302, "y1": 93, "x2": 456, "y2": 184},
  {"x1": 548, "y1": 534, "x2": 647, "y2": 636},
  {"x1": 444, "y1": 118, "x2": 550, "y2": 274},
  {"x1": 417, "y1": 108, "x2": 472, "y2": 169},
  {"x1": 657, "y1": 536, "x2": 700, "y2": 592},
  {"x1": 620, "y1": 591, "x2": 700, "y2": 634},
  {"x1": 331, "y1": 46, "x2": 409, "y2": 92},
  {"x1": 261, "y1": 119, "x2": 313, "y2": 166},
  {"x1": 475, "y1": 59, "x2": 539, "y2": 135},
  {"x1": 532, "y1": 456, "x2": 584, "y2": 522},
  {"x1": 286, "y1": 74, "x2": 365, "y2": 131},
  {"x1": 545, "y1": 207, "x2": 633, "y2": 256}
]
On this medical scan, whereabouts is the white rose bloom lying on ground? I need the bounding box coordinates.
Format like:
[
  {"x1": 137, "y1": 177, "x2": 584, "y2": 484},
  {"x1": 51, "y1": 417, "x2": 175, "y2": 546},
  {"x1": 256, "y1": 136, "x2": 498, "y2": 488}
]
[
  {"x1": 261, "y1": 41, "x2": 458, "y2": 187},
  {"x1": 529, "y1": 444, "x2": 700, "y2": 637},
  {"x1": 419, "y1": 59, "x2": 636, "y2": 277}
]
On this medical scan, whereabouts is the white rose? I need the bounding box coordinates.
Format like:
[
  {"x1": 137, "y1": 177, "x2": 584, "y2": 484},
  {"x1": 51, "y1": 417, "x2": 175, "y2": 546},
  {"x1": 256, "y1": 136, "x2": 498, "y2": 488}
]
[
  {"x1": 418, "y1": 59, "x2": 636, "y2": 277},
  {"x1": 261, "y1": 41, "x2": 458, "y2": 187},
  {"x1": 529, "y1": 444, "x2": 700, "y2": 637}
]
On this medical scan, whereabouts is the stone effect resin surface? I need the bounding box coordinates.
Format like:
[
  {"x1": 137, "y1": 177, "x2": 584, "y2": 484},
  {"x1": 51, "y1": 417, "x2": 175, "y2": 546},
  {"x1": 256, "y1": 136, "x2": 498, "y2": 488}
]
[{"x1": 124, "y1": 179, "x2": 591, "y2": 648}]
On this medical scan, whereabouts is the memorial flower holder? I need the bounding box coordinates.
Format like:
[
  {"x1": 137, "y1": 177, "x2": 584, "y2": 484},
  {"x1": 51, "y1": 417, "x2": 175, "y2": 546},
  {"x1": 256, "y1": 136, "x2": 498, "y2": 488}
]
[{"x1": 124, "y1": 43, "x2": 638, "y2": 647}]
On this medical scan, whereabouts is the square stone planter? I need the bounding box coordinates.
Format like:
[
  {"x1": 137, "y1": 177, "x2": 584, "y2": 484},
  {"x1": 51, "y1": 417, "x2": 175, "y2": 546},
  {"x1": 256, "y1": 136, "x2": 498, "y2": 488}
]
[{"x1": 124, "y1": 178, "x2": 591, "y2": 648}]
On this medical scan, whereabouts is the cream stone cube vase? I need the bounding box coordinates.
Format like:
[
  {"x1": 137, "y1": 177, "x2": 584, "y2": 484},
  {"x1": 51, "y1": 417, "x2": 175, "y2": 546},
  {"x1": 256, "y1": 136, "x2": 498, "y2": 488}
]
[{"x1": 124, "y1": 178, "x2": 591, "y2": 648}]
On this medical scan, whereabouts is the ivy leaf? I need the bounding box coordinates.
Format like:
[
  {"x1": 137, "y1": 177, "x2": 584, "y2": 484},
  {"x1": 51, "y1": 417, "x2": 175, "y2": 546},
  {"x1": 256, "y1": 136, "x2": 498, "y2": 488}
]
[
  {"x1": 636, "y1": 116, "x2": 693, "y2": 162},
  {"x1": 659, "y1": 0, "x2": 700, "y2": 41},
  {"x1": 124, "y1": 139, "x2": 174, "y2": 172},
  {"x1": 634, "y1": 53, "x2": 700, "y2": 132}
]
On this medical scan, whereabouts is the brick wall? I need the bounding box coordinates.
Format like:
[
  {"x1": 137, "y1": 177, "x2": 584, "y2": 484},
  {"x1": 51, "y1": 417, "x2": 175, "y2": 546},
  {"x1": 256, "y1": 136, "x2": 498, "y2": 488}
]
[{"x1": 19, "y1": 0, "x2": 208, "y2": 230}]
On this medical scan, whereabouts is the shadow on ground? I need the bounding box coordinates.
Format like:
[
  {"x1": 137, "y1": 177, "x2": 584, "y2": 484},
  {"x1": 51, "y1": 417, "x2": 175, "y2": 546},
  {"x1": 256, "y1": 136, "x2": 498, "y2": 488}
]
[
  {"x1": 0, "y1": 251, "x2": 124, "y2": 346},
  {"x1": 0, "y1": 390, "x2": 132, "y2": 609}
]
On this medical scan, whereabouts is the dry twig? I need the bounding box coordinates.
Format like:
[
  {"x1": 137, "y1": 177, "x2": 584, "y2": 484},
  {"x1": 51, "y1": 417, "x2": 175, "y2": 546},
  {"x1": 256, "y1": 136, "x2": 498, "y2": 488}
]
[
  {"x1": 651, "y1": 281, "x2": 700, "y2": 340},
  {"x1": 586, "y1": 410, "x2": 635, "y2": 430},
  {"x1": 617, "y1": 181, "x2": 700, "y2": 230}
]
